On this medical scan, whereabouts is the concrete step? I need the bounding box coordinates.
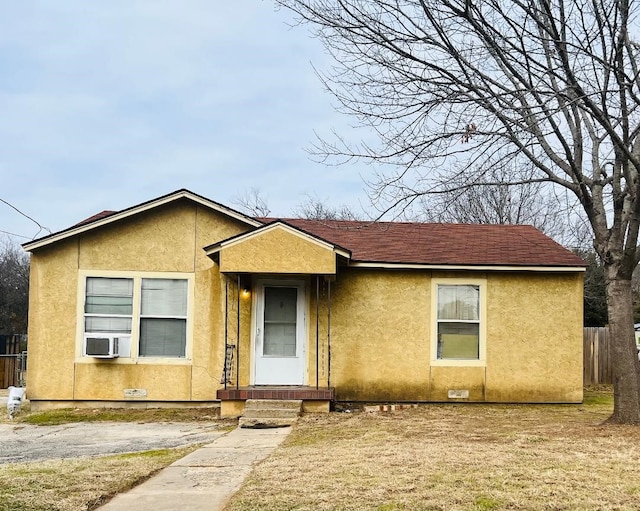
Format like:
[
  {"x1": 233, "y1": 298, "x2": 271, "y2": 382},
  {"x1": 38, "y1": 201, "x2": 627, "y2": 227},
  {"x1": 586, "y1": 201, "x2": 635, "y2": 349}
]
[
  {"x1": 243, "y1": 399, "x2": 303, "y2": 411},
  {"x1": 242, "y1": 408, "x2": 300, "y2": 419},
  {"x1": 240, "y1": 399, "x2": 302, "y2": 429},
  {"x1": 239, "y1": 416, "x2": 298, "y2": 428}
]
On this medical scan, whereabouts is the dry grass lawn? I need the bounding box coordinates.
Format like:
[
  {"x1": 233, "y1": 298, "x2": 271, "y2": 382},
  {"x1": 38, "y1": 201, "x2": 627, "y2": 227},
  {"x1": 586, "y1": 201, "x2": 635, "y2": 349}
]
[
  {"x1": 2, "y1": 390, "x2": 639, "y2": 511},
  {"x1": 226, "y1": 389, "x2": 640, "y2": 511},
  {"x1": 0, "y1": 447, "x2": 195, "y2": 511},
  {"x1": 0, "y1": 407, "x2": 234, "y2": 511}
]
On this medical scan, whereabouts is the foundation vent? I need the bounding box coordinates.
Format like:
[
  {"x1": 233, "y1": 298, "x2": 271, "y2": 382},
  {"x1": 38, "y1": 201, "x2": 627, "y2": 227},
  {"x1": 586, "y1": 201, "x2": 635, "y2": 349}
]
[{"x1": 448, "y1": 389, "x2": 470, "y2": 399}]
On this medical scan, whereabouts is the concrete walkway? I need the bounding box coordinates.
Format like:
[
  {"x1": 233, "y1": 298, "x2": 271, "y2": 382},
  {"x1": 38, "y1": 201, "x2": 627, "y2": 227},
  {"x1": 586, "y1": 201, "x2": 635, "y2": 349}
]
[{"x1": 98, "y1": 426, "x2": 291, "y2": 511}]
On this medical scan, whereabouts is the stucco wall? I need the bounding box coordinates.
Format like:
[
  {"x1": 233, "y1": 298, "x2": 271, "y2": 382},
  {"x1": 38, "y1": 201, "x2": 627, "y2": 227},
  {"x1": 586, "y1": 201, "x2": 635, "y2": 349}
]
[
  {"x1": 27, "y1": 200, "x2": 251, "y2": 403},
  {"x1": 73, "y1": 363, "x2": 192, "y2": 400},
  {"x1": 327, "y1": 268, "x2": 583, "y2": 403},
  {"x1": 26, "y1": 239, "x2": 79, "y2": 400},
  {"x1": 484, "y1": 272, "x2": 584, "y2": 402},
  {"x1": 220, "y1": 226, "x2": 336, "y2": 274},
  {"x1": 329, "y1": 270, "x2": 433, "y2": 401}
]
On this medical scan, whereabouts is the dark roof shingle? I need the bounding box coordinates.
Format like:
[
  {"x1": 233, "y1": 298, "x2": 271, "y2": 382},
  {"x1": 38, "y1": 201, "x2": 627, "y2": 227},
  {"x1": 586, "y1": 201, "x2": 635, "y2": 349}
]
[
  {"x1": 53, "y1": 190, "x2": 584, "y2": 268},
  {"x1": 74, "y1": 210, "x2": 118, "y2": 227},
  {"x1": 273, "y1": 219, "x2": 584, "y2": 267}
]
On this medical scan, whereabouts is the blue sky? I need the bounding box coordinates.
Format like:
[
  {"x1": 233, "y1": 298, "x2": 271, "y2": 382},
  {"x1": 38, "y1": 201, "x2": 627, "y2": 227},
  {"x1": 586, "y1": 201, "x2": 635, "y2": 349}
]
[{"x1": 0, "y1": 1, "x2": 372, "y2": 242}]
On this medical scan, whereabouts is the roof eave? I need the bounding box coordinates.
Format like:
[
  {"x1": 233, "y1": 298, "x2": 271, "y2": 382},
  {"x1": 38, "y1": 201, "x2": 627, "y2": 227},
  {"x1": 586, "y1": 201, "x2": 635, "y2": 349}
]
[{"x1": 347, "y1": 261, "x2": 587, "y2": 272}]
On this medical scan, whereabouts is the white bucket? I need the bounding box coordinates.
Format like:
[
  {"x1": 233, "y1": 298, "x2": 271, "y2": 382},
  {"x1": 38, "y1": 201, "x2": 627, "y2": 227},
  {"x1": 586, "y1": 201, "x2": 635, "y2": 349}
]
[{"x1": 7, "y1": 386, "x2": 26, "y2": 419}]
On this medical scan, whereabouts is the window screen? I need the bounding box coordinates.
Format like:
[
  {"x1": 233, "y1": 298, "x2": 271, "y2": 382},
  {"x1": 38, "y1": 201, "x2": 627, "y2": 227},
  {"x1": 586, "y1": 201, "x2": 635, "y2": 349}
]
[
  {"x1": 84, "y1": 277, "x2": 133, "y2": 334},
  {"x1": 263, "y1": 286, "x2": 297, "y2": 357},
  {"x1": 139, "y1": 279, "x2": 188, "y2": 357},
  {"x1": 83, "y1": 276, "x2": 189, "y2": 359},
  {"x1": 437, "y1": 284, "x2": 480, "y2": 360}
]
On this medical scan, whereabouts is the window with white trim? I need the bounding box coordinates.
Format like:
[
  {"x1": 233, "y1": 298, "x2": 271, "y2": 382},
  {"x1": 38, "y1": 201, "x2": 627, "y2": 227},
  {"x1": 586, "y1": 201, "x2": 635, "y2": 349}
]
[
  {"x1": 140, "y1": 278, "x2": 187, "y2": 357},
  {"x1": 85, "y1": 277, "x2": 133, "y2": 337},
  {"x1": 436, "y1": 284, "x2": 480, "y2": 360},
  {"x1": 83, "y1": 276, "x2": 189, "y2": 359}
]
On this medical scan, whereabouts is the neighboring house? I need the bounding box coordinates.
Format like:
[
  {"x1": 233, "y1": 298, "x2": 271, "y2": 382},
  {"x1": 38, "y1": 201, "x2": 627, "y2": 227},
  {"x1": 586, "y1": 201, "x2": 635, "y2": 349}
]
[{"x1": 22, "y1": 189, "x2": 586, "y2": 416}]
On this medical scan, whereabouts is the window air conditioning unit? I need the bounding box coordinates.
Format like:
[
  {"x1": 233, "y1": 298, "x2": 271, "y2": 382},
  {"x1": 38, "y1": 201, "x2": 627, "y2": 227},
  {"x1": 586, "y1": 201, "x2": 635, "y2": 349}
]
[{"x1": 84, "y1": 335, "x2": 120, "y2": 358}]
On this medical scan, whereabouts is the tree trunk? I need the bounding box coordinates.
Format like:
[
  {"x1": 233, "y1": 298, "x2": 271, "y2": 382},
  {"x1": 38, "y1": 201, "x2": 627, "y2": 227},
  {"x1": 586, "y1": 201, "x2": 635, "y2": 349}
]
[{"x1": 605, "y1": 277, "x2": 640, "y2": 423}]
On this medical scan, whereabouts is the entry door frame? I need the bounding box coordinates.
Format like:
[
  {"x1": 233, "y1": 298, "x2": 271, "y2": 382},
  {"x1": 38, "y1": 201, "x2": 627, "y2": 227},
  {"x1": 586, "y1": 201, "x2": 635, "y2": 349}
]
[{"x1": 251, "y1": 278, "x2": 307, "y2": 385}]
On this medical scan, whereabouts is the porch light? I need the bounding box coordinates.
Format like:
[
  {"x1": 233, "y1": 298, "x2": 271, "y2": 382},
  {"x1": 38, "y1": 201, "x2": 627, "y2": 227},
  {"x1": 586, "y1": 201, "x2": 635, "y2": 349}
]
[{"x1": 241, "y1": 286, "x2": 251, "y2": 299}]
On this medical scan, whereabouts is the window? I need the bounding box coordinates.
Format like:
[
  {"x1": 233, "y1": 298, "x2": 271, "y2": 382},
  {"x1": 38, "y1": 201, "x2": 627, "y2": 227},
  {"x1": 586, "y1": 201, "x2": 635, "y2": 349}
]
[
  {"x1": 82, "y1": 275, "x2": 189, "y2": 359},
  {"x1": 263, "y1": 286, "x2": 298, "y2": 356},
  {"x1": 140, "y1": 279, "x2": 187, "y2": 357},
  {"x1": 85, "y1": 277, "x2": 133, "y2": 337},
  {"x1": 436, "y1": 284, "x2": 481, "y2": 360}
]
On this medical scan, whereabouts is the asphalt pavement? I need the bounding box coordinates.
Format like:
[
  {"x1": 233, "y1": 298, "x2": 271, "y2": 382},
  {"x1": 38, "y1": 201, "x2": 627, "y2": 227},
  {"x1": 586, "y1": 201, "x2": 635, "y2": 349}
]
[{"x1": 0, "y1": 420, "x2": 228, "y2": 464}]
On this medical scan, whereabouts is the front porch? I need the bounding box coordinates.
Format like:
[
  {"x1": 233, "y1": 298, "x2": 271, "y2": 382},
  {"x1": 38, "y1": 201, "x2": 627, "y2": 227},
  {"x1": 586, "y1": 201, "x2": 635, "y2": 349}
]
[
  {"x1": 206, "y1": 221, "x2": 346, "y2": 419},
  {"x1": 218, "y1": 386, "x2": 335, "y2": 417}
]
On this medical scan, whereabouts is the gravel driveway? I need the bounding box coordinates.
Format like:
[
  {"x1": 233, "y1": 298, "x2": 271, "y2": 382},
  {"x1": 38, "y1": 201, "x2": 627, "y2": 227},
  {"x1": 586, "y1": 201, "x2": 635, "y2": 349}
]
[{"x1": 0, "y1": 422, "x2": 227, "y2": 464}]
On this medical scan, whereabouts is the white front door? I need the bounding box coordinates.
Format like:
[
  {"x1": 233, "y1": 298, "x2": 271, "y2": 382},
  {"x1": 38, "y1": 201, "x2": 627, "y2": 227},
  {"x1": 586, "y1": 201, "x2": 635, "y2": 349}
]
[{"x1": 254, "y1": 280, "x2": 306, "y2": 385}]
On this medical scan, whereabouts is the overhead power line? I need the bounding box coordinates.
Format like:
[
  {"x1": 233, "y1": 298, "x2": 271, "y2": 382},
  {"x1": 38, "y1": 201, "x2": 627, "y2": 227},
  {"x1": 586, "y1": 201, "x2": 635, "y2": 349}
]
[
  {"x1": 0, "y1": 229, "x2": 31, "y2": 240},
  {"x1": 0, "y1": 197, "x2": 52, "y2": 239}
]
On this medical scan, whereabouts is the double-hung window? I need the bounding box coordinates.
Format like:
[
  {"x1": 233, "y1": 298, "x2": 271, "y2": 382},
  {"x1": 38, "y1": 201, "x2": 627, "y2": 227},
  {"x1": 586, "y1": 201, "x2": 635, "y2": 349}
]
[
  {"x1": 82, "y1": 275, "x2": 189, "y2": 359},
  {"x1": 139, "y1": 279, "x2": 188, "y2": 357},
  {"x1": 435, "y1": 282, "x2": 484, "y2": 362},
  {"x1": 85, "y1": 277, "x2": 133, "y2": 338}
]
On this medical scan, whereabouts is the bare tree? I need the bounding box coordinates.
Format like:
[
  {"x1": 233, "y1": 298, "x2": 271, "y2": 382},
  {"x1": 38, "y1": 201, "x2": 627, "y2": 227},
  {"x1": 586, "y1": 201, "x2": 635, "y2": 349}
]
[
  {"x1": 0, "y1": 237, "x2": 29, "y2": 334},
  {"x1": 293, "y1": 194, "x2": 362, "y2": 220},
  {"x1": 233, "y1": 187, "x2": 271, "y2": 217},
  {"x1": 275, "y1": 0, "x2": 640, "y2": 422},
  {"x1": 234, "y1": 188, "x2": 362, "y2": 220},
  {"x1": 417, "y1": 162, "x2": 575, "y2": 240},
  {"x1": 581, "y1": 250, "x2": 609, "y2": 327}
]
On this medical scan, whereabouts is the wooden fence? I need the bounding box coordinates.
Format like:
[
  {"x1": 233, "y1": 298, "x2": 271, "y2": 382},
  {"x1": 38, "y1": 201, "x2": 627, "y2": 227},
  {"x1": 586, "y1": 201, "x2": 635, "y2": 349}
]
[
  {"x1": 0, "y1": 354, "x2": 26, "y2": 388},
  {"x1": 0, "y1": 334, "x2": 26, "y2": 388},
  {"x1": 583, "y1": 327, "x2": 612, "y2": 385}
]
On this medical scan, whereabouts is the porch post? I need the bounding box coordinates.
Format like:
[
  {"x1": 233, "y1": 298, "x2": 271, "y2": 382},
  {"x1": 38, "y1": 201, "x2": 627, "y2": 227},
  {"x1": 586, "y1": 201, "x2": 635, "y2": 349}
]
[
  {"x1": 224, "y1": 275, "x2": 229, "y2": 390},
  {"x1": 236, "y1": 274, "x2": 241, "y2": 389},
  {"x1": 327, "y1": 278, "x2": 332, "y2": 389},
  {"x1": 316, "y1": 275, "x2": 320, "y2": 389}
]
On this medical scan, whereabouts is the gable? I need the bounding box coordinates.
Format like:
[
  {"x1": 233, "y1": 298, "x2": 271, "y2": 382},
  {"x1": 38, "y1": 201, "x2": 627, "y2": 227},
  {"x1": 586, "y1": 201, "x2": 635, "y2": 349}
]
[
  {"x1": 76, "y1": 200, "x2": 252, "y2": 272},
  {"x1": 207, "y1": 222, "x2": 349, "y2": 274},
  {"x1": 22, "y1": 189, "x2": 260, "y2": 252}
]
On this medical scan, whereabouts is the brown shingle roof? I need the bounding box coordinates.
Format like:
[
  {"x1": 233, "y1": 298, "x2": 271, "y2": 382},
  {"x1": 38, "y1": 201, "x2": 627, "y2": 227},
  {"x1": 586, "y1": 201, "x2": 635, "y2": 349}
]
[
  {"x1": 74, "y1": 210, "x2": 118, "y2": 226},
  {"x1": 271, "y1": 219, "x2": 585, "y2": 267},
  {"x1": 37, "y1": 187, "x2": 583, "y2": 268}
]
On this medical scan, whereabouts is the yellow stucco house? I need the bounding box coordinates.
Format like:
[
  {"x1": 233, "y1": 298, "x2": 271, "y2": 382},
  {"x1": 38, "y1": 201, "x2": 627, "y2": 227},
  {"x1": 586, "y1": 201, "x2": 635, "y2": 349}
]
[{"x1": 22, "y1": 189, "x2": 585, "y2": 415}]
